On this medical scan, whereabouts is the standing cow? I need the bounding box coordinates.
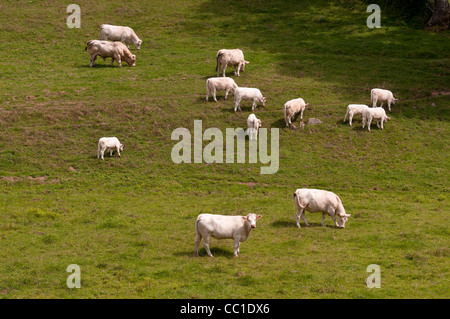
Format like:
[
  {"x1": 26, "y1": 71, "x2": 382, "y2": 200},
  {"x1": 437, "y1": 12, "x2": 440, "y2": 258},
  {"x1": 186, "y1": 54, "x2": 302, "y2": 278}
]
[
  {"x1": 293, "y1": 188, "x2": 351, "y2": 228},
  {"x1": 370, "y1": 88, "x2": 398, "y2": 111},
  {"x1": 284, "y1": 98, "x2": 309, "y2": 128},
  {"x1": 100, "y1": 24, "x2": 142, "y2": 50},
  {"x1": 206, "y1": 77, "x2": 238, "y2": 102},
  {"x1": 246, "y1": 113, "x2": 262, "y2": 140},
  {"x1": 85, "y1": 40, "x2": 136, "y2": 67},
  {"x1": 195, "y1": 213, "x2": 262, "y2": 257},
  {"x1": 97, "y1": 137, "x2": 124, "y2": 160},
  {"x1": 216, "y1": 49, "x2": 249, "y2": 77}
]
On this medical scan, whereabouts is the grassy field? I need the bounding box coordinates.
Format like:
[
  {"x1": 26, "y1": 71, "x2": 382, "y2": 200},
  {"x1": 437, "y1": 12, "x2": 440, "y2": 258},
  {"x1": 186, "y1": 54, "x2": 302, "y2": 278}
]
[{"x1": 0, "y1": 0, "x2": 449, "y2": 298}]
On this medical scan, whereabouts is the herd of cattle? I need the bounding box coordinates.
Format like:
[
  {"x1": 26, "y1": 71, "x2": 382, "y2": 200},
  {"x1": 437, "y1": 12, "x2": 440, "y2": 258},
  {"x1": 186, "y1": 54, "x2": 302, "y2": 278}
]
[{"x1": 87, "y1": 24, "x2": 398, "y2": 257}]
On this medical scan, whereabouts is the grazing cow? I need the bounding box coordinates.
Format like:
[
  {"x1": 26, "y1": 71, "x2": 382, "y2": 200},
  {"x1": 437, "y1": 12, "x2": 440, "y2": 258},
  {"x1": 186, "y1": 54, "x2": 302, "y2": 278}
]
[
  {"x1": 100, "y1": 24, "x2": 142, "y2": 50},
  {"x1": 371, "y1": 88, "x2": 398, "y2": 111},
  {"x1": 234, "y1": 87, "x2": 266, "y2": 112},
  {"x1": 85, "y1": 40, "x2": 136, "y2": 67},
  {"x1": 246, "y1": 113, "x2": 262, "y2": 140},
  {"x1": 362, "y1": 107, "x2": 390, "y2": 131},
  {"x1": 195, "y1": 213, "x2": 262, "y2": 257},
  {"x1": 293, "y1": 188, "x2": 351, "y2": 228},
  {"x1": 284, "y1": 98, "x2": 309, "y2": 128},
  {"x1": 216, "y1": 49, "x2": 249, "y2": 77},
  {"x1": 343, "y1": 104, "x2": 369, "y2": 126},
  {"x1": 206, "y1": 77, "x2": 238, "y2": 102},
  {"x1": 97, "y1": 137, "x2": 124, "y2": 160}
]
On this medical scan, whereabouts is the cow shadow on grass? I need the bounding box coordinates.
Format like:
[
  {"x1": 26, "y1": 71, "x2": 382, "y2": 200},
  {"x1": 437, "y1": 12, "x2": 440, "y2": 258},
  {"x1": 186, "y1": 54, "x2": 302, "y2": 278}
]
[
  {"x1": 271, "y1": 219, "x2": 334, "y2": 228},
  {"x1": 174, "y1": 247, "x2": 235, "y2": 259}
]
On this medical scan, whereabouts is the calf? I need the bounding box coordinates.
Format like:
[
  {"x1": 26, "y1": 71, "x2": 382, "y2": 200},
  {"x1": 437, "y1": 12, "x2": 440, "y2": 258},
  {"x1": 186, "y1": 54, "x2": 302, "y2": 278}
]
[
  {"x1": 216, "y1": 49, "x2": 249, "y2": 77},
  {"x1": 97, "y1": 137, "x2": 124, "y2": 160},
  {"x1": 293, "y1": 188, "x2": 351, "y2": 228},
  {"x1": 246, "y1": 113, "x2": 262, "y2": 140},
  {"x1": 206, "y1": 77, "x2": 238, "y2": 102},
  {"x1": 343, "y1": 104, "x2": 369, "y2": 126},
  {"x1": 284, "y1": 98, "x2": 309, "y2": 128},
  {"x1": 362, "y1": 107, "x2": 390, "y2": 131},
  {"x1": 100, "y1": 24, "x2": 142, "y2": 50},
  {"x1": 371, "y1": 88, "x2": 398, "y2": 111},
  {"x1": 234, "y1": 87, "x2": 266, "y2": 112},
  {"x1": 85, "y1": 40, "x2": 136, "y2": 67},
  {"x1": 195, "y1": 213, "x2": 262, "y2": 257}
]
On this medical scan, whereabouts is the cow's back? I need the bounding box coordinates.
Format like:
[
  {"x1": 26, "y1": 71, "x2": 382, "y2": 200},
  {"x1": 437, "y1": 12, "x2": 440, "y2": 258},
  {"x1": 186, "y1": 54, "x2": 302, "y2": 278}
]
[
  {"x1": 196, "y1": 214, "x2": 243, "y2": 239},
  {"x1": 296, "y1": 188, "x2": 341, "y2": 213}
]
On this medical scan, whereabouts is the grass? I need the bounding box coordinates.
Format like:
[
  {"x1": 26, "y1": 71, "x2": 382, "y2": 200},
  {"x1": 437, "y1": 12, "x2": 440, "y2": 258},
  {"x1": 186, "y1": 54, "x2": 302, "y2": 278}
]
[{"x1": 0, "y1": 0, "x2": 449, "y2": 298}]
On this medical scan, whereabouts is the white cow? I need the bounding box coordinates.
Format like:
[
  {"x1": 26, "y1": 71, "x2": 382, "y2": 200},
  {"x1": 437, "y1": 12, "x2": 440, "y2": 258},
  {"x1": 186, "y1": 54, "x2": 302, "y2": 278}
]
[
  {"x1": 293, "y1": 188, "x2": 351, "y2": 228},
  {"x1": 195, "y1": 213, "x2": 262, "y2": 257},
  {"x1": 100, "y1": 24, "x2": 142, "y2": 50},
  {"x1": 216, "y1": 49, "x2": 249, "y2": 77},
  {"x1": 362, "y1": 107, "x2": 390, "y2": 131},
  {"x1": 97, "y1": 137, "x2": 124, "y2": 160},
  {"x1": 234, "y1": 87, "x2": 266, "y2": 112},
  {"x1": 85, "y1": 40, "x2": 136, "y2": 67},
  {"x1": 284, "y1": 98, "x2": 309, "y2": 128},
  {"x1": 343, "y1": 104, "x2": 369, "y2": 126},
  {"x1": 246, "y1": 113, "x2": 262, "y2": 140},
  {"x1": 206, "y1": 77, "x2": 238, "y2": 102},
  {"x1": 371, "y1": 88, "x2": 398, "y2": 111}
]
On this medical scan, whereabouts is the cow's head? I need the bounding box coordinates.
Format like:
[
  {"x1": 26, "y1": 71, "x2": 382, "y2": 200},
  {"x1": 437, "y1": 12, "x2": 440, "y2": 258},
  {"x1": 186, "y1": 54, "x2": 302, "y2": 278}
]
[
  {"x1": 243, "y1": 213, "x2": 262, "y2": 229},
  {"x1": 136, "y1": 39, "x2": 142, "y2": 50},
  {"x1": 337, "y1": 212, "x2": 351, "y2": 228},
  {"x1": 261, "y1": 96, "x2": 266, "y2": 107},
  {"x1": 240, "y1": 60, "x2": 250, "y2": 72},
  {"x1": 257, "y1": 119, "x2": 262, "y2": 128},
  {"x1": 129, "y1": 54, "x2": 136, "y2": 67},
  {"x1": 119, "y1": 144, "x2": 124, "y2": 151},
  {"x1": 385, "y1": 116, "x2": 391, "y2": 121}
]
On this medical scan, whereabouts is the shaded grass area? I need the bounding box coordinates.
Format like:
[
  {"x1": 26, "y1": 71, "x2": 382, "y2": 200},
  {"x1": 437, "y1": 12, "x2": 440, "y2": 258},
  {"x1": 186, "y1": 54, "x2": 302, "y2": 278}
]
[{"x1": 0, "y1": 0, "x2": 449, "y2": 298}]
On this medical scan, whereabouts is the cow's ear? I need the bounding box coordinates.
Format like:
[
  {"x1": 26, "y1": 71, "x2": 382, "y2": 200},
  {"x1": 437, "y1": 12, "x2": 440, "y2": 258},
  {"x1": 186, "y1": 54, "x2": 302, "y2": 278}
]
[
  {"x1": 242, "y1": 216, "x2": 247, "y2": 221},
  {"x1": 256, "y1": 215, "x2": 262, "y2": 220}
]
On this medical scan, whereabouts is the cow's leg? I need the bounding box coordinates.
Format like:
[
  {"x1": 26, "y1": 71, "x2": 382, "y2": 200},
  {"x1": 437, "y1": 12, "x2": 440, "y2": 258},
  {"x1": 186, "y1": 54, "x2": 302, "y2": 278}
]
[
  {"x1": 233, "y1": 237, "x2": 241, "y2": 257},
  {"x1": 372, "y1": 98, "x2": 377, "y2": 108},
  {"x1": 234, "y1": 99, "x2": 240, "y2": 112},
  {"x1": 300, "y1": 109, "x2": 304, "y2": 120},
  {"x1": 388, "y1": 101, "x2": 391, "y2": 112},
  {"x1": 117, "y1": 146, "x2": 121, "y2": 157},
  {"x1": 213, "y1": 88, "x2": 217, "y2": 102},
  {"x1": 349, "y1": 112, "x2": 353, "y2": 126},
  {"x1": 301, "y1": 212, "x2": 310, "y2": 227},
  {"x1": 203, "y1": 235, "x2": 213, "y2": 257},
  {"x1": 100, "y1": 148, "x2": 105, "y2": 160},
  {"x1": 114, "y1": 54, "x2": 122, "y2": 67},
  {"x1": 110, "y1": 149, "x2": 113, "y2": 157},
  {"x1": 329, "y1": 208, "x2": 339, "y2": 227},
  {"x1": 380, "y1": 101, "x2": 384, "y2": 108},
  {"x1": 380, "y1": 119, "x2": 384, "y2": 130},
  {"x1": 224, "y1": 89, "x2": 230, "y2": 100},
  {"x1": 110, "y1": 58, "x2": 115, "y2": 66},
  {"x1": 252, "y1": 99, "x2": 257, "y2": 111},
  {"x1": 217, "y1": 63, "x2": 221, "y2": 77},
  {"x1": 222, "y1": 64, "x2": 227, "y2": 77},
  {"x1": 90, "y1": 54, "x2": 97, "y2": 67},
  {"x1": 286, "y1": 115, "x2": 291, "y2": 127},
  {"x1": 194, "y1": 232, "x2": 202, "y2": 256},
  {"x1": 321, "y1": 213, "x2": 326, "y2": 226},
  {"x1": 367, "y1": 118, "x2": 372, "y2": 131},
  {"x1": 296, "y1": 207, "x2": 304, "y2": 228}
]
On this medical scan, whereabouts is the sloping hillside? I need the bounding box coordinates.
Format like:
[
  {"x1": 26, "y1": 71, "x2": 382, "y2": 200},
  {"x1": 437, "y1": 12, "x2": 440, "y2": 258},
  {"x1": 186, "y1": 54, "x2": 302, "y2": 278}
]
[{"x1": 0, "y1": 0, "x2": 448, "y2": 298}]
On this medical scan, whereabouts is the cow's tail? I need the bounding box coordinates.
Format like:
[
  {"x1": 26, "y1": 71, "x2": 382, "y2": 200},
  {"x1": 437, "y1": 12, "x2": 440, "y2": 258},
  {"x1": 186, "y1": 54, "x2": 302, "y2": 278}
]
[
  {"x1": 216, "y1": 52, "x2": 223, "y2": 73},
  {"x1": 85, "y1": 40, "x2": 94, "y2": 51},
  {"x1": 370, "y1": 89, "x2": 375, "y2": 104},
  {"x1": 293, "y1": 191, "x2": 306, "y2": 212}
]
